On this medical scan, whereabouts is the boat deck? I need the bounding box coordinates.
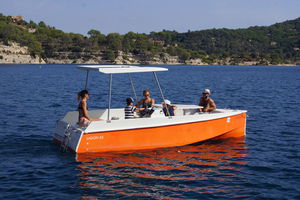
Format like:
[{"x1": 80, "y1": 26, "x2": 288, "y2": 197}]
[{"x1": 59, "y1": 105, "x2": 246, "y2": 133}]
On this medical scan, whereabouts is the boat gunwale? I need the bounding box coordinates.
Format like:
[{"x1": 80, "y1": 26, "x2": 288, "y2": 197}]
[{"x1": 82, "y1": 110, "x2": 247, "y2": 134}]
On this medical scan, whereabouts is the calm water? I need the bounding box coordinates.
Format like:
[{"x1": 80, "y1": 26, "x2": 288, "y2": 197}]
[{"x1": 0, "y1": 64, "x2": 299, "y2": 200}]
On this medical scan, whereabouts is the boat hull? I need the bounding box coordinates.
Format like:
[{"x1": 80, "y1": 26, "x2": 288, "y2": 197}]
[{"x1": 75, "y1": 112, "x2": 246, "y2": 153}]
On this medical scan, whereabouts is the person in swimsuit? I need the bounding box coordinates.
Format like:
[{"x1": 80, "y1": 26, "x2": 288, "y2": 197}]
[
  {"x1": 199, "y1": 89, "x2": 216, "y2": 112},
  {"x1": 77, "y1": 90, "x2": 102, "y2": 127},
  {"x1": 136, "y1": 89, "x2": 155, "y2": 117}
]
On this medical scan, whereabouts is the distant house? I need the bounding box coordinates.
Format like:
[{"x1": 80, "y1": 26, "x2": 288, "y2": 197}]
[{"x1": 11, "y1": 16, "x2": 24, "y2": 23}]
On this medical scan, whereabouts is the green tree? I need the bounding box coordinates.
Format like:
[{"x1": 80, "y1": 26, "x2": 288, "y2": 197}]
[
  {"x1": 104, "y1": 50, "x2": 116, "y2": 61},
  {"x1": 29, "y1": 20, "x2": 37, "y2": 28},
  {"x1": 38, "y1": 21, "x2": 47, "y2": 28},
  {"x1": 87, "y1": 29, "x2": 105, "y2": 50},
  {"x1": 106, "y1": 33, "x2": 122, "y2": 51}
]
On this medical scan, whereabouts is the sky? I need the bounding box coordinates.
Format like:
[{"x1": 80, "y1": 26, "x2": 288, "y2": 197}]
[{"x1": 1, "y1": 0, "x2": 299, "y2": 35}]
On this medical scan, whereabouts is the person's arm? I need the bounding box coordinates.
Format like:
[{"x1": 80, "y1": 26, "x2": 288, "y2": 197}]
[
  {"x1": 172, "y1": 105, "x2": 177, "y2": 116},
  {"x1": 208, "y1": 99, "x2": 216, "y2": 111},
  {"x1": 136, "y1": 100, "x2": 146, "y2": 111},
  {"x1": 203, "y1": 99, "x2": 216, "y2": 112},
  {"x1": 83, "y1": 101, "x2": 103, "y2": 121},
  {"x1": 151, "y1": 98, "x2": 155, "y2": 107},
  {"x1": 132, "y1": 106, "x2": 140, "y2": 112},
  {"x1": 81, "y1": 101, "x2": 91, "y2": 121},
  {"x1": 199, "y1": 97, "x2": 204, "y2": 106},
  {"x1": 136, "y1": 99, "x2": 143, "y2": 107},
  {"x1": 199, "y1": 97, "x2": 204, "y2": 112}
]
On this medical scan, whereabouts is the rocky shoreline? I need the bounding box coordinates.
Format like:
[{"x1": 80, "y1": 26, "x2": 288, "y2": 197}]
[
  {"x1": 0, "y1": 42, "x2": 45, "y2": 64},
  {"x1": 0, "y1": 42, "x2": 298, "y2": 66}
]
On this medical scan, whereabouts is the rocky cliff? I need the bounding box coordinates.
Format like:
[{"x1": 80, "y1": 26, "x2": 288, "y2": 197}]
[
  {"x1": 0, "y1": 42, "x2": 45, "y2": 64},
  {"x1": 0, "y1": 42, "x2": 208, "y2": 65},
  {"x1": 0, "y1": 42, "x2": 296, "y2": 66}
]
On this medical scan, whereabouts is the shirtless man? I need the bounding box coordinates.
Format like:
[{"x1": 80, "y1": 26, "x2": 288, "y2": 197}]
[{"x1": 199, "y1": 89, "x2": 216, "y2": 112}]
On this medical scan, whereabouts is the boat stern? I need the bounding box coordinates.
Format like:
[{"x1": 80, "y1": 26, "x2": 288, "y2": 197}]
[{"x1": 53, "y1": 119, "x2": 83, "y2": 152}]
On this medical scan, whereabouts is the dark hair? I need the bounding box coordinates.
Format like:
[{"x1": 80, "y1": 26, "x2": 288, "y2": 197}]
[
  {"x1": 78, "y1": 90, "x2": 89, "y2": 101},
  {"x1": 143, "y1": 89, "x2": 150, "y2": 95},
  {"x1": 126, "y1": 97, "x2": 134, "y2": 105}
]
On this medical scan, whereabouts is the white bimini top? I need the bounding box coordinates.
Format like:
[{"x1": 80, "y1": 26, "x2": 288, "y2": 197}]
[{"x1": 78, "y1": 65, "x2": 168, "y2": 74}]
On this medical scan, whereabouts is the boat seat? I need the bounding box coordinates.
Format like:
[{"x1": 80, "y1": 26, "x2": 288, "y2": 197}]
[
  {"x1": 150, "y1": 109, "x2": 164, "y2": 118},
  {"x1": 183, "y1": 108, "x2": 199, "y2": 115}
]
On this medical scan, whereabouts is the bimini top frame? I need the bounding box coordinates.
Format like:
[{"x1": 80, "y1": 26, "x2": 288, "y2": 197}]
[
  {"x1": 78, "y1": 65, "x2": 168, "y2": 74},
  {"x1": 77, "y1": 65, "x2": 170, "y2": 122}
]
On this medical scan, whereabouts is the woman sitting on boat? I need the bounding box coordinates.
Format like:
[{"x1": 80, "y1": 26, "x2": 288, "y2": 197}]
[
  {"x1": 136, "y1": 89, "x2": 155, "y2": 117},
  {"x1": 77, "y1": 90, "x2": 102, "y2": 127}
]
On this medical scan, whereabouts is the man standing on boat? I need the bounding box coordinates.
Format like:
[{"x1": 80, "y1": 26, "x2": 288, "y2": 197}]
[{"x1": 199, "y1": 89, "x2": 216, "y2": 112}]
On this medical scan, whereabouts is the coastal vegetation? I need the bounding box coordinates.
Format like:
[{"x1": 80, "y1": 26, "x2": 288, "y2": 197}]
[{"x1": 0, "y1": 13, "x2": 299, "y2": 65}]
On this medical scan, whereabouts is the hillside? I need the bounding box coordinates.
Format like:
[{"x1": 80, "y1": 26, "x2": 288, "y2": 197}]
[{"x1": 0, "y1": 13, "x2": 299, "y2": 65}]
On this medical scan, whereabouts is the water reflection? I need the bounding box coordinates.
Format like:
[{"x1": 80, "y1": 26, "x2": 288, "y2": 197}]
[{"x1": 76, "y1": 137, "x2": 248, "y2": 199}]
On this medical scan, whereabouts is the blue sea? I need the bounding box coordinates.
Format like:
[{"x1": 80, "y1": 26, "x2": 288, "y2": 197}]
[{"x1": 0, "y1": 64, "x2": 299, "y2": 200}]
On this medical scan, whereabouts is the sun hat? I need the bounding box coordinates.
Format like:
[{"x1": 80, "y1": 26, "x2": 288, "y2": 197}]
[
  {"x1": 162, "y1": 99, "x2": 171, "y2": 105},
  {"x1": 126, "y1": 97, "x2": 134, "y2": 104},
  {"x1": 203, "y1": 89, "x2": 211, "y2": 94}
]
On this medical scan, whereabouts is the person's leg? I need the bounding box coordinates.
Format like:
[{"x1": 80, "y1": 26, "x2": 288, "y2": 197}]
[{"x1": 79, "y1": 117, "x2": 90, "y2": 127}]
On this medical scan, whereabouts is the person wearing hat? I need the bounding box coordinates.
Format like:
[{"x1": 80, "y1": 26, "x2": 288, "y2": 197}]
[
  {"x1": 199, "y1": 89, "x2": 216, "y2": 112},
  {"x1": 162, "y1": 99, "x2": 177, "y2": 116},
  {"x1": 124, "y1": 97, "x2": 140, "y2": 119}
]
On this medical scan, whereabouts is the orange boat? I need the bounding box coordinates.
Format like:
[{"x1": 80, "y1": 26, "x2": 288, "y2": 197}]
[{"x1": 53, "y1": 65, "x2": 247, "y2": 153}]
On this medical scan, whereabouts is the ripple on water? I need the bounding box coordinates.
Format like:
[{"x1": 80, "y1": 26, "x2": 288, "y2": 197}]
[{"x1": 73, "y1": 138, "x2": 250, "y2": 199}]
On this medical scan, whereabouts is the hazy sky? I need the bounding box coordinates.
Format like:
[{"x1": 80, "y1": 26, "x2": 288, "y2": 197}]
[{"x1": 1, "y1": 0, "x2": 299, "y2": 35}]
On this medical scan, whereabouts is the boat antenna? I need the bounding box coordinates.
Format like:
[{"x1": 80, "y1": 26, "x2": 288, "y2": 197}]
[
  {"x1": 153, "y1": 72, "x2": 171, "y2": 117},
  {"x1": 128, "y1": 73, "x2": 138, "y2": 101}
]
